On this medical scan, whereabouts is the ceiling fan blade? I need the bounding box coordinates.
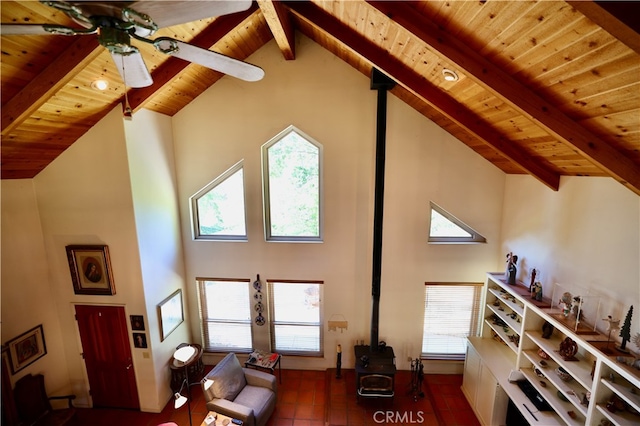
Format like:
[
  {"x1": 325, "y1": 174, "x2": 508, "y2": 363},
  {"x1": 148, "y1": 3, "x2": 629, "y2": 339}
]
[
  {"x1": 110, "y1": 50, "x2": 154, "y2": 88},
  {"x1": 1, "y1": 24, "x2": 65, "y2": 35},
  {"x1": 155, "y1": 38, "x2": 264, "y2": 82},
  {"x1": 131, "y1": 0, "x2": 252, "y2": 28}
]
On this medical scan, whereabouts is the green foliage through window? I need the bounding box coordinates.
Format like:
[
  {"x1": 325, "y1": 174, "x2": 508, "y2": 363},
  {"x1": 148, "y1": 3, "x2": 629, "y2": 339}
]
[
  {"x1": 263, "y1": 126, "x2": 323, "y2": 242},
  {"x1": 190, "y1": 161, "x2": 247, "y2": 241}
]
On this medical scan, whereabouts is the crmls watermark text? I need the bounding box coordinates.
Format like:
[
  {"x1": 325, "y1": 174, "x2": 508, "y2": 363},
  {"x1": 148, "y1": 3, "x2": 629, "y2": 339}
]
[{"x1": 373, "y1": 411, "x2": 425, "y2": 424}]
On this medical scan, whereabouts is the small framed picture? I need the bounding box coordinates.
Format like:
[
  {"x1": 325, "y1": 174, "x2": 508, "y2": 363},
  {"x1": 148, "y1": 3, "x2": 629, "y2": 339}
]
[
  {"x1": 158, "y1": 289, "x2": 184, "y2": 341},
  {"x1": 133, "y1": 333, "x2": 147, "y2": 349},
  {"x1": 6, "y1": 325, "x2": 47, "y2": 374},
  {"x1": 66, "y1": 245, "x2": 115, "y2": 295},
  {"x1": 130, "y1": 315, "x2": 145, "y2": 331}
]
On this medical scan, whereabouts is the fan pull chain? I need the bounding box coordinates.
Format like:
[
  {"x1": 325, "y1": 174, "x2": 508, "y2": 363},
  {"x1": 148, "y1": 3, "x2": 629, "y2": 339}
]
[{"x1": 121, "y1": 55, "x2": 133, "y2": 120}]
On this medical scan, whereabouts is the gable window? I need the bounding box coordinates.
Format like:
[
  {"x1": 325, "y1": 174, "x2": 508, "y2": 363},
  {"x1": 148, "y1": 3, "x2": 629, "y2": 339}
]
[
  {"x1": 190, "y1": 161, "x2": 247, "y2": 241},
  {"x1": 197, "y1": 278, "x2": 252, "y2": 352},
  {"x1": 268, "y1": 280, "x2": 323, "y2": 356},
  {"x1": 428, "y1": 202, "x2": 486, "y2": 243},
  {"x1": 422, "y1": 282, "x2": 482, "y2": 360},
  {"x1": 262, "y1": 126, "x2": 323, "y2": 242}
]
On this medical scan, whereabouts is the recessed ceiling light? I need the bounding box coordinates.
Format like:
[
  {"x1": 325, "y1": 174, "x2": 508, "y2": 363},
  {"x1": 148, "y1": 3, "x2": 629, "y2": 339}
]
[
  {"x1": 91, "y1": 79, "x2": 109, "y2": 91},
  {"x1": 442, "y1": 69, "x2": 459, "y2": 82}
]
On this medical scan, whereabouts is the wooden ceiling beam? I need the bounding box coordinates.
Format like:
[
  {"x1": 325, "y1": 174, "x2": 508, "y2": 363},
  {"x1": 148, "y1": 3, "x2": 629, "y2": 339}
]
[
  {"x1": 286, "y1": 1, "x2": 560, "y2": 192},
  {"x1": 368, "y1": 1, "x2": 640, "y2": 195},
  {"x1": 127, "y1": 3, "x2": 260, "y2": 112},
  {"x1": 567, "y1": 1, "x2": 640, "y2": 55},
  {"x1": 1, "y1": 36, "x2": 102, "y2": 136},
  {"x1": 257, "y1": 0, "x2": 295, "y2": 60}
]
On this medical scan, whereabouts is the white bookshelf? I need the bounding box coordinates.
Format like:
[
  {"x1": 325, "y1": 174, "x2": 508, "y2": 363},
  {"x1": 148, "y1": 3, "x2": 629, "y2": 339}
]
[{"x1": 462, "y1": 272, "x2": 640, "y2": 426}]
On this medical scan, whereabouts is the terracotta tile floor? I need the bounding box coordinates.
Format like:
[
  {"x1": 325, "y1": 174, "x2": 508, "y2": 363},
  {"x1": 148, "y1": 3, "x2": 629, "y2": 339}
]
[
  {"x1": 74, "y1": 368, "x2": 479, "y2": 426},
  {"x1": 325, "y1": 369, "x2": 480, "y2": 426}
]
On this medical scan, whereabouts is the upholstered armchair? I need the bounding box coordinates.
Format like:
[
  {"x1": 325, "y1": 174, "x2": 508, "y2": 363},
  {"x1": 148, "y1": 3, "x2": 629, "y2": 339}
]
[{"x1": 201, "y1": 353, "x2": 277, "y2": 426}]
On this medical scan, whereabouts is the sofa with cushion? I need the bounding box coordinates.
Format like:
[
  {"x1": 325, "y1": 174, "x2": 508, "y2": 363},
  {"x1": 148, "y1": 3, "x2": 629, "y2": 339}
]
[{"x1": 201, "y1": 352, "x2": 277, "y2": 426}]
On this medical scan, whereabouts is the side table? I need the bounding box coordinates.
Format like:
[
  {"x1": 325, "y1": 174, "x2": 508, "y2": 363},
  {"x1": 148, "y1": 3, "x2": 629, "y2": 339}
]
[
  {"x1": 201, "y1": 411, "x2": 243, "y2": 426},
  {"x1": 244, "y1": 350, "x2": 282, "y2": 383},
  {"x1": 170, "y1": 343, "x2": 204, "y2": 391}
]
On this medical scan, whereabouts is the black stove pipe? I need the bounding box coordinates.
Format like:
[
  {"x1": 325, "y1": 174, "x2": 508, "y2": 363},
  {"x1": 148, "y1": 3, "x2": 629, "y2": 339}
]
[{"x1": 370, "y1": 69, "x2": 396, "y2": 352}]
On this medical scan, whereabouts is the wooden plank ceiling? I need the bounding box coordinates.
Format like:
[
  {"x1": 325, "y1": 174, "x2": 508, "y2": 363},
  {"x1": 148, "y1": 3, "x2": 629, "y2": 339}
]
[{"x1": 1, "y1": 1, "x2": 639, "y2": 195}]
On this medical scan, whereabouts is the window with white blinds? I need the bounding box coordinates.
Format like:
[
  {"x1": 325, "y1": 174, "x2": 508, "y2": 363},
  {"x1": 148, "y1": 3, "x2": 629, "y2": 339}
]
[
  {"x1": 421, "y1": 282, "x2": 483, "y2": 360},
  {"x1": 268, "y1": 280, "x2": 323, "y2": 356},
  {"x1": 197, "y1": 278, "x2": 252, "y2": 352}
]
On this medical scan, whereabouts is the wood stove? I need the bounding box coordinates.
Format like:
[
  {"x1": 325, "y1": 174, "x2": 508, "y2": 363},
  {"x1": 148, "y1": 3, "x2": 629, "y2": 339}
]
[
  {"x1": 353, "y1": 69, "x2": 398, "y2": 402},
  {"x1": 354, "y1": 344, "x2": 396, "y2": 400}
]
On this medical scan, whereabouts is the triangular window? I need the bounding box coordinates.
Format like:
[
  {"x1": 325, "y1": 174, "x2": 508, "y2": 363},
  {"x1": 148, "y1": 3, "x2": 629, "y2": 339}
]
[
  {"x1": 428, "y1": 202, "x2": 486, "y2": 244},
  {"x1": 190, "y1": 161, "x2": 247, "y2": 241}
]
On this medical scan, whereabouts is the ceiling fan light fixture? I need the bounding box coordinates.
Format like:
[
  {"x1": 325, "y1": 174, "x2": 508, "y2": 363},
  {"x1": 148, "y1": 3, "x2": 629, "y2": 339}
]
[
  {"x1": 91, "y1": 79, "x2": 109, "y2": 91},
  {"x1": 442, "y1": 69, "x2": 459, "y2": 82}
]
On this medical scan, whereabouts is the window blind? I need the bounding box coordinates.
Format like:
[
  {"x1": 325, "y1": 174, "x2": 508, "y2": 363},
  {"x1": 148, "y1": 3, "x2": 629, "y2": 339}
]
[
  {"x1": 421, "y1": 282, "x2": 483, "y2": 360},
  {"x1": 197, "y1": 278, "x2": 252, "y2": 352},
  {"x1": 268, "y1": 280, "x2": 323, "y2": 356}
]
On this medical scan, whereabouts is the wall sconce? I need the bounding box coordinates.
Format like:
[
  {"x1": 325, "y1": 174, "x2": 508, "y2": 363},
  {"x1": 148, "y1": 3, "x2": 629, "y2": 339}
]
[{"x1": 328, "y1": 314, "x2": 348, "y2": 333}]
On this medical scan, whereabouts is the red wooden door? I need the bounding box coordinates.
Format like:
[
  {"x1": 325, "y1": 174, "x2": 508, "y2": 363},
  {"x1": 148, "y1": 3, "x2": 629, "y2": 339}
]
[{"x1": 75, "y1": 305, "x2": 139, "y2": 409}]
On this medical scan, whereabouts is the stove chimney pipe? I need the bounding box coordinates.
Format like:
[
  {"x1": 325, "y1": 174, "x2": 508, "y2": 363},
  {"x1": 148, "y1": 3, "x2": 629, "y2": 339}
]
[{"x1": 370, "y1": 68, "x2": 396, "y2": 352}]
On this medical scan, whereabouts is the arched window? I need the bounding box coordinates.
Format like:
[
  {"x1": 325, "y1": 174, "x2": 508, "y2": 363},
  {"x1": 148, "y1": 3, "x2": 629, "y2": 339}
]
[{"x1": 262, "y1": 126, "x2": 323, "y2": 242}]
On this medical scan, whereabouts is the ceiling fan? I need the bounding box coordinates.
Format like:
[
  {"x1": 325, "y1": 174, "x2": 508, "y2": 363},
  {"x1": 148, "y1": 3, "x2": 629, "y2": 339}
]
[{"x1": 1, "y1": 0, "x2": 265, "y2": 88}]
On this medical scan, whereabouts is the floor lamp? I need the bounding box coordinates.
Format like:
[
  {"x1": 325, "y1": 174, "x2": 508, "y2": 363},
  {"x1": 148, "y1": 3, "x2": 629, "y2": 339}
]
[{"x1": 173, "y1": 346, "x2": 197, "y2": 426}]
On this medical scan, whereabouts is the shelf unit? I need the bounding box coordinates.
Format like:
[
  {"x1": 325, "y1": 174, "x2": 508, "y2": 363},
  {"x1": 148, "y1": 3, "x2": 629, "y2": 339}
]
[
  {"x1": 483, "y1": 285, "x2": 524, "y2": 355},
  {"x1": 463, "y1": 272, "x2": 640, "y2": 426}
]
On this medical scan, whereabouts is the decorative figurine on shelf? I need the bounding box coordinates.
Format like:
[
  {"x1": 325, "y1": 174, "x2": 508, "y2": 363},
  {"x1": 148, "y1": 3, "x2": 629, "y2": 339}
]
[
  {"x1": 559, "y1": 336, "x2": 578, "y2": 361},
  {"x1": 531, "y1": 282, "x2": 543, "y2": 301},
  {"x1": 617, "y1": 305, "x2": 633, "y2": 354},
  {"x1": 571, "y1": 295, "x2": 584, "y2": 321},
  {"x1": 559, "y1": 291, "x2": 572, "y2": 317},
  {"x1": 507, "y1": 254, "x2": 518, "y2": 285},
  {"x1": 602, "y1": 315, "x2": 621, "y2": 354},
  {"x1": 542, "y1": 321, "x2": 554, "y2": 339},
  {"x1": 529, "y1": 268, "x2": 537, "y2": 291},
  {"x1": 505, "y1": 252, "x2": 513, "y2": 277}
]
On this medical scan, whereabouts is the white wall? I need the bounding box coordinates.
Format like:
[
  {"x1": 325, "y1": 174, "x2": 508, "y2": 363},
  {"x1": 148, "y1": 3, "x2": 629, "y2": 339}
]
[
  {"x1": 1, "y1": 108, "x2": 191, "y2": 413},
  {"x1": 124, "y1": 108, "x2": 190, "y2": 411},
  {"x1": 501, "y1": 175, "x2": 640, "y2": 351},
  {"x1": 172, "y1": 35, "x2": 506, "y2": 371},
  {"x1": 18, "y1": 108, "x2": 167, "y2": 411},
  {"x1": 1, "y1": 180, "x2": 71, "y2": 397}
]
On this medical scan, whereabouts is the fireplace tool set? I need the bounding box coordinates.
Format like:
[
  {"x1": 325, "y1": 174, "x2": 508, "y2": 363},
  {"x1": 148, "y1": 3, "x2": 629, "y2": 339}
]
[{"x1": 408, "y1": 358, "x2": 425, "y2": 402}]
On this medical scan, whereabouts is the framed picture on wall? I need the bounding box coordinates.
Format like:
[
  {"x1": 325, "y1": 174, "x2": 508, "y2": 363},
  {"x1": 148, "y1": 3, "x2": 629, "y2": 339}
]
[
  {"x1": 66, "y1": 245, "x2": 115, "y2": 295},
  {"x1": 130, "y1": 315, "x2": 145, "y2": 331},
  {"x1": 133, "y1": 333, "x2": 147, "y2": 348},
  {"x1": 6, "y1": 324, "x2": 47, "y2": 374},
  {"x1": 158, "y1": 289, "x2": 184, "y2": 341}
]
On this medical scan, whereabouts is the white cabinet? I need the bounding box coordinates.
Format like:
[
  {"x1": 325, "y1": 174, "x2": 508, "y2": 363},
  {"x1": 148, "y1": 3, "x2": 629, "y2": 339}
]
[
  {"x1": 463, "y1": 272, "x2": 640, "y2": 426},
  {"x1": 477, "y1": 362, "x2": 508, "y2": 425},
  {"x1": 463, "y1": 339, "x2": 508, "y2": 426},
  {"x1": 462, "y1": 343, "x2": 481, "y2": 404}
]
